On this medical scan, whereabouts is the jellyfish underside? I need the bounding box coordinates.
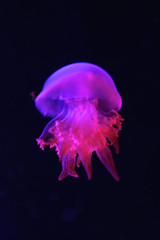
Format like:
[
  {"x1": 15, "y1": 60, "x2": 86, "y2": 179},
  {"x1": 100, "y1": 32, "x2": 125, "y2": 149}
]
[{"x1": 36, "y1": 98, "x2": 123, "y2": 181}]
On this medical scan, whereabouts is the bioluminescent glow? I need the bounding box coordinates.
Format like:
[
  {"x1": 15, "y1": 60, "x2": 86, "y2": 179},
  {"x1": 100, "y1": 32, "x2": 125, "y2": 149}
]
[{"x1": 35, "y1": 62, "x2": 123, "y2": 181}]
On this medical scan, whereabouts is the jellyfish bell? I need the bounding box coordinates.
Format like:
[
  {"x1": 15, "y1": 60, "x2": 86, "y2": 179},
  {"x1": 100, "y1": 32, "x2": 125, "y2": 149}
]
[
  {"x1": 35, "y1": 62, "x2": 123, "y2": 181},
  {"x1": 35, "y1": 63, "x2": 122, "y2": 117}
]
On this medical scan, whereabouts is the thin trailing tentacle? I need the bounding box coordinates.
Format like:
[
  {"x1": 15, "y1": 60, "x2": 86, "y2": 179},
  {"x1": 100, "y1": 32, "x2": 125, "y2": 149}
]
[{"x1": 36, "y1": 104, "x2": 69, "y2": 150}]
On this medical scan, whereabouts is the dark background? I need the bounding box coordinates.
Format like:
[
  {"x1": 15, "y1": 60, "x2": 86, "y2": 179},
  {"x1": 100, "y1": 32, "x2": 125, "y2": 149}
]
[{"x1": 0, "y1": 1, "x2": 160, "y2": 240}]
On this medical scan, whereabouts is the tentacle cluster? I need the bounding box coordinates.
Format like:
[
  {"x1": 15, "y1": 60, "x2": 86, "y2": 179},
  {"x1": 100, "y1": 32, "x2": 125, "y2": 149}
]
[{"x1": 36, "y1": 99, "x2": 123, "y2": 181}]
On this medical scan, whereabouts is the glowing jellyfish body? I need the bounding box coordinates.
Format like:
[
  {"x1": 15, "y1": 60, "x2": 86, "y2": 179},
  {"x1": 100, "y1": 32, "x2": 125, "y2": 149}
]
[{"x1": 35, "y1": 63, "x2": 123, "y2": 181}]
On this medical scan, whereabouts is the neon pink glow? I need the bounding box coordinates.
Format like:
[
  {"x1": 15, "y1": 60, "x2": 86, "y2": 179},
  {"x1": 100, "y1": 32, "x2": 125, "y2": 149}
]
[{"x1": 35, "y1": 63, "x2": 123, "y2": 181}]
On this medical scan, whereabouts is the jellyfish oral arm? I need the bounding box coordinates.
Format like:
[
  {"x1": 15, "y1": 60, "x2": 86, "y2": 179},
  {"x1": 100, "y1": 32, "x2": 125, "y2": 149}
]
[{"x1": 36, "y1": 99, "x2": 123, "y2": 181}]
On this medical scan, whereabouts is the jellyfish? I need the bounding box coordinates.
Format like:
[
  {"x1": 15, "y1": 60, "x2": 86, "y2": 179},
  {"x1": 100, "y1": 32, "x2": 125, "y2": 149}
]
[{"x1": 35, "y1": 63, "x2": 123, "y2": 181}]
